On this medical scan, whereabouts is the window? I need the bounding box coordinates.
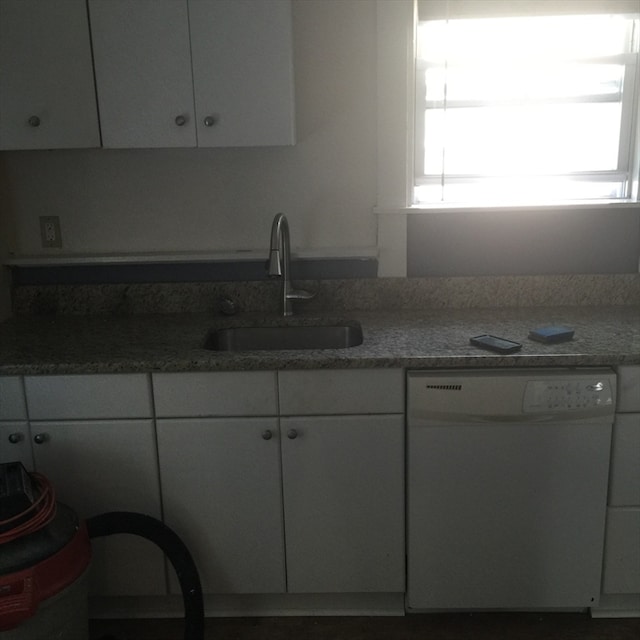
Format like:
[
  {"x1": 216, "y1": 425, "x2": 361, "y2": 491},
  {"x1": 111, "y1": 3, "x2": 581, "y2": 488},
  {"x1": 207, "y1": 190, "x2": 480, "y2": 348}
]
[{"x1": 414, "y1": 10, "x2": 640, "y2": 205}]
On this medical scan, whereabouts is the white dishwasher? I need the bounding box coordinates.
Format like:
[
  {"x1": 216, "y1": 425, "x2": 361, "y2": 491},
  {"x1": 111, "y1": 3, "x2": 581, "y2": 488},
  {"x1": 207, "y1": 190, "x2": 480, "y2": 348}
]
[{"x1": 407, "y1": 368, "x2": 616, "y2": 611}]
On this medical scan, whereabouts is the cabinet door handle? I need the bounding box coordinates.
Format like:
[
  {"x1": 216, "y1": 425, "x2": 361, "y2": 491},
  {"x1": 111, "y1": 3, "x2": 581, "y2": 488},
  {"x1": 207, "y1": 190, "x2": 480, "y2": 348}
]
[
  {"x1": 8, "y1": 433, "x2": 23, "y2": 444},
  {"x1": 287, "y1": 429, "x2": 298, "y2": 440},
  {"x1": 262, "y1": 430, "x2": 273, "y2": 440},
  {"x1": 203, "y1": 115, "x2": 217, "y2": 127},
  {"x1": 174, "y1": 114, "x2": 187, "y2": 127},
  {"x1": 28, "y1": 115, "x2": 41, "y2": 127},
  {"x1": 33, "y1": 433, "x2": 48, "y2": 445}
]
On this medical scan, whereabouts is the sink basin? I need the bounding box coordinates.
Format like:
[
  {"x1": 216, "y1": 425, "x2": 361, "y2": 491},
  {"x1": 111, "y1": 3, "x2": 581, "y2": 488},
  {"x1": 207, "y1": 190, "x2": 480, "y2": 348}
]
[{"x1": 204, "y1": 322, "x2": 363, "y2": 351}]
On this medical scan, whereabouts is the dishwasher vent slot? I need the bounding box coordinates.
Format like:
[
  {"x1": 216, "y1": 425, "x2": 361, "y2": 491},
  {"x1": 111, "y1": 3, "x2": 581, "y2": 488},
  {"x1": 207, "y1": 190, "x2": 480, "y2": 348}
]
[{"x1": 424, "y1": 384, "x2": 463, "y2": 391}]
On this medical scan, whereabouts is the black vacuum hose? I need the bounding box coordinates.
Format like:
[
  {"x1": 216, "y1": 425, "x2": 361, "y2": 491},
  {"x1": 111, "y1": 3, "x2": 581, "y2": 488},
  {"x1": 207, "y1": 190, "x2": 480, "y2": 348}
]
[{"x1": 86, "y1": 512, "x2": 204, "y2": 640}]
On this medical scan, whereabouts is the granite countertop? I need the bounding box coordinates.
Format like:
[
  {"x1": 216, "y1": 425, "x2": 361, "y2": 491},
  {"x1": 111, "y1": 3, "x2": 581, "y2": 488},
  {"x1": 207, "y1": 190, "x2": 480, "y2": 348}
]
[{"x1": 1, "y1": 305, "x2": 638, "y2": 375}]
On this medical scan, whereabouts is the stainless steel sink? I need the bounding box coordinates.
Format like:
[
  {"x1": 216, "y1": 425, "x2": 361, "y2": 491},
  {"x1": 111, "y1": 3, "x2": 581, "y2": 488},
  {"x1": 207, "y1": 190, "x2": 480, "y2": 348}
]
[{"x1": 204, "y1": 322, "x2": 363, "y2": 351}]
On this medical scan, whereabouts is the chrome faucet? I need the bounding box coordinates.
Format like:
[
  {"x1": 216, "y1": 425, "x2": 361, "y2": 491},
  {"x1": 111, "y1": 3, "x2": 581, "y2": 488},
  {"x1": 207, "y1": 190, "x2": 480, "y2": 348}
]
[{"x1": 268, "y1": 213, "x2": 314, "y2": 316}]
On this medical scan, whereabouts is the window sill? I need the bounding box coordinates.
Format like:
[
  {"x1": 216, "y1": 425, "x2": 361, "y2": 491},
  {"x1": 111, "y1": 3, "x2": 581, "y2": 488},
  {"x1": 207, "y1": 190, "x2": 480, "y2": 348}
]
[{"x1": 375, "y1": 200, "x2": 640, "y2": 215}]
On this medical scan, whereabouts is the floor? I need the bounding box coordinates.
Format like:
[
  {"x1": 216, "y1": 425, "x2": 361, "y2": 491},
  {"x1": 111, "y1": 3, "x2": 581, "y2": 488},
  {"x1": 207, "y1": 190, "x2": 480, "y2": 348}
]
[{"x1": 89, "y1": 613, "x2": 640, "y2": 640}]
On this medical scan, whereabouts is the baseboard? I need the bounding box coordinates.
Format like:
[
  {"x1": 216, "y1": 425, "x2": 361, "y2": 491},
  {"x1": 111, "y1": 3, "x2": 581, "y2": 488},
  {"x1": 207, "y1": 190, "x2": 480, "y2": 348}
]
[
  {"x1": 89, "y1": 592, "x2": 406, "y2": 619},
  {"x1": 590, "y1": 594, "x2": 640, "y2": 618}
]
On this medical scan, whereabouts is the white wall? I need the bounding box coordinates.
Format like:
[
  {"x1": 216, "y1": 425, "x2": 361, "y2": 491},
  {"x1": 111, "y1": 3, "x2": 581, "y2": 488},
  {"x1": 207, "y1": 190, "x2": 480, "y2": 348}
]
[{"x1": 0, "y1": 0, "x2": 378, "y2": 257}]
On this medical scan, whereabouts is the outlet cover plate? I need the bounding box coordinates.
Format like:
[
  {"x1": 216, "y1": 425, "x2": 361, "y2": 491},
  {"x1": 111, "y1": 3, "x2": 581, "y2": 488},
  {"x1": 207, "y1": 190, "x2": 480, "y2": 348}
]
[{"x1": 39, "y1": 216, "x2": 62, "y2": 249}]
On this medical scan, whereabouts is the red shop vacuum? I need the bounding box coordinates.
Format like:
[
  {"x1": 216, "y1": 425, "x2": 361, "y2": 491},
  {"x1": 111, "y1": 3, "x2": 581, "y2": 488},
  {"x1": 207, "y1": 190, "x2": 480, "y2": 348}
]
[{"x1": 0, "y1": 461, "x2": 204, "y2": 640}]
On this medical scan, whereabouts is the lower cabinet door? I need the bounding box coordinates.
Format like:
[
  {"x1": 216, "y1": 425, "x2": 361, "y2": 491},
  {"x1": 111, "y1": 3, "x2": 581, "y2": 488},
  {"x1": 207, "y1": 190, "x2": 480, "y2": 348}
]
[
  {"x1": 30, "y1": 420, "x2": 166, "y2": 597},
  {"x1": 281, "y1": 414, "x2": 405, "y2": 593},
  {"x1": 603, "y1": 507, "x2": 640, "y2": 594},
  {"x1": 0, "y1": 422, "x2": 33, "y2": 469},
  {"x1": 609, "y1": 413, "x2": 640, "y2": 506},
  {"x1": 157, "y1": 417, "x2": 286, "y2": 594}
]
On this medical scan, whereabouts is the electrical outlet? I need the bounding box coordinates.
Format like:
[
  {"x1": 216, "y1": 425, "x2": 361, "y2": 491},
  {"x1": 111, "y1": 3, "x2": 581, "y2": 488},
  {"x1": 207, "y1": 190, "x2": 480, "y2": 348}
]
[{"x1": 39, "y1": 216, "x2": 62, "y2": 249}]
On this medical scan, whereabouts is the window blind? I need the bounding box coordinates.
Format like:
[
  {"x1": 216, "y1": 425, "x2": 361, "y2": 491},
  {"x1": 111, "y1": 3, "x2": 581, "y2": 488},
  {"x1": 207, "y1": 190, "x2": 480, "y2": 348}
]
[
  {"x1": 418, "y1": 0, "x2": 640, "y2": 20},
  {"x1": 414, "y1": 2, "x2": 640, "y2": 204}
]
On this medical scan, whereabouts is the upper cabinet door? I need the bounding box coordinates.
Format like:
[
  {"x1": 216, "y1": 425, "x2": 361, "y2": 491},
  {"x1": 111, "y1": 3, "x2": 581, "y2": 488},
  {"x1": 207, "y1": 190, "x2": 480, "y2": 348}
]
[
  {"x1": 89, "y1": 0, "x2": 196, "y2": 148},
  {"x1": 0, "y1": 0, "x2": 100, "y2": 150},
  {"x1": 189, "y1": 0, "x2": 295, "y2": 147}
]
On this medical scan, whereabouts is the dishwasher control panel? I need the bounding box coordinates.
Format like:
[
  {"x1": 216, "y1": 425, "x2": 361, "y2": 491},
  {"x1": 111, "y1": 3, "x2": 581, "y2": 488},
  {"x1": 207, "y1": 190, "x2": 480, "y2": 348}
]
[
  {"x1": 408, "y1": 368, "x2": 616, "y2": 421},
  {"x1": 523, "y1": 377, "x2": 615, "y2": 413}
]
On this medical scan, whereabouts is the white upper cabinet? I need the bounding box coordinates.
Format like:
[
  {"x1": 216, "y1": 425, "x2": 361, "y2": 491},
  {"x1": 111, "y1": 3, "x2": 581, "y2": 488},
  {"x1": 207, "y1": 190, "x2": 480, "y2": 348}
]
[
  {"x1": 189, "y1": 0, "x2": 295, "y2": 147},
  {"x1": 88, "y1": 0, "x2": 295, "y2": 149},
  {"x1": 0, "y1": 0, "x2": 100, "y2": 150},
  {"x1": 89, "y1": 0, "x2": 197, "y2": 148}
]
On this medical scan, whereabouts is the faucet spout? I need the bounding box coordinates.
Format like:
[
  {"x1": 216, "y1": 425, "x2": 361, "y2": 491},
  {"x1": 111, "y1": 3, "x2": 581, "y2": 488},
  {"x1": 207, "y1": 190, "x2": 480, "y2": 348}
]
[
  {"x1": 267, "y1": 213, "x2": 314, "y2": 316},
  {"x1": 268, "y1": 213, "x2": 289, "y2": 280},
  {"x1": 268, "y1": 249, "x2": 282, "y2": 277}
]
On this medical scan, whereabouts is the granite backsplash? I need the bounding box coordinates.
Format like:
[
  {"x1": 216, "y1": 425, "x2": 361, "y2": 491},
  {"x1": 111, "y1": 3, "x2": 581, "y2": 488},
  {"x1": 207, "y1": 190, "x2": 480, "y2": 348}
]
[{"x1": 11, "y1": 274, "x2": 640, "y2": 317}]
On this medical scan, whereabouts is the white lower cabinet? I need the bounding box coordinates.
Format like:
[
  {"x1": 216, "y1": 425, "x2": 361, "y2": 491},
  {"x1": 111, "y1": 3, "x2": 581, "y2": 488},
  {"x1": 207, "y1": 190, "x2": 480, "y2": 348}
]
[
  {"x1": 152, "y1": 369, "x2": 405, "y2": 596},
  {"x1": 3, "y1": 368, "x2": 405, "y2": 603},
  {"x1": 603, "y1": 508, "x2": 640, "y2": 594},
  {"x1": 0, "y1": 376, "x2": 31, "y2": 468},
  {"x1": 595, "y1": 365, "x2": 640, "y2": 616},
  {"x1": 0, "y1": 422, "x2": 32, "y2": 469},
  {"x1": 281, "y1": 414, "x2": 405, "y2": 593},
  {"x1": 279, "y1": 369, "x2": 405, "y2": 594},
  {"x1": 600, "y1": 410, "x2": 640, "y2": 603},
  {"x1": 30, "y1": 420, "x2": 165, "y2": 597},
  {"x1": 156, "y1": 417, "x2": 286, "y2": 594},
  {"x1": 24, "y1": 375, "x2": 166, "y2": 598},
  {"x1": 153, "y1": 371, "x2": 282, "y2": 595}
]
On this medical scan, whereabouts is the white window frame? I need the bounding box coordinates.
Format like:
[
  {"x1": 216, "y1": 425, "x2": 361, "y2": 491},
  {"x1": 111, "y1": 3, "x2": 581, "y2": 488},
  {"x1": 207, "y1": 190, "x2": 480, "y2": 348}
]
[
  {"x1": 375, "y1": 0, "x2": 640, "y2": 277},
  {"x1": 414, "y1": 15, "x2": 639, "y2": 204}
]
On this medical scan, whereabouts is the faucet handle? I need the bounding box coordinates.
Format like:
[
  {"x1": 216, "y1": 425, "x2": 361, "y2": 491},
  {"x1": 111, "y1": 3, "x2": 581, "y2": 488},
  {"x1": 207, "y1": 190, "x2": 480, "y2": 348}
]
[{"x1": 218, "y1": 297, "x2": 238, "y2": 316}]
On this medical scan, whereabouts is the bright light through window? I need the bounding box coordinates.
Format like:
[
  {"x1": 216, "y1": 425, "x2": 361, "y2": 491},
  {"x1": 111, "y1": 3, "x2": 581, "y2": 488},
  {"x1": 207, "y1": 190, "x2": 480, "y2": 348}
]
[{"x1": 414, "y1": 14, "x2": 639, "y2": 205}]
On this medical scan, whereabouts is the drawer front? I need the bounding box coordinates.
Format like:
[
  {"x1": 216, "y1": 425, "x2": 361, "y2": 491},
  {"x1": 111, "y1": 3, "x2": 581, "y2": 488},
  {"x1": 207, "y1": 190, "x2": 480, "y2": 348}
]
[
  {"x1": 25, "y1": 374, "x2": 152, "y2": 420},
  {"x1": 602, "y1": 507, "x2": 640, "y2": 594},
  {"x1": 152, "y1": 371, "x2": 277, "y2": 417},
  {"x1": 609, "y1": 413, "x2": 640, "y2": 506},
  {"x1": 0, "y1": 377, "x2": 27, "y2": 420},
  {"x1": 616, "y1": 366, "x2": 640, "y2": 413},
  {"x1": 278, "y1": 369, "x2": 404, "y2": 415}
]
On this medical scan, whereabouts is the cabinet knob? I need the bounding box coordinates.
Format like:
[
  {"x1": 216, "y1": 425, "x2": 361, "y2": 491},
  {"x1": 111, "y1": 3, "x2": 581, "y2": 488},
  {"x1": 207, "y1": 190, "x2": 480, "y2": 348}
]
[
  {"x1": 175, "y1": 114, "x2": 187, "y2": 126},
  {"x1": 203, "y1": 115, "x2": 217, "y2": 127},
  {"x1": 262, "y1": 430, "x2": 273, "y2": 440},
  {"x1": 28, "y1": 115, "x2": 41, "y2": 127},
  {"x1": 8, "y1": 433, "x2": 23, "y2": 444},
  {"x1": 287, "y1": 429, "x2": 298, "y2": 440},
  {"x1": 33, "y1": 433, "x2": 48, "y2": 445}
]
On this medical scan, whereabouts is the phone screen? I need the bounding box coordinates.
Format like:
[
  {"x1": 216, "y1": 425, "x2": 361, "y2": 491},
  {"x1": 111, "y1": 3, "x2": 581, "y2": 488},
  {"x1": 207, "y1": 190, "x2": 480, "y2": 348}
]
[{"x1": 470, "y1": 335, "x2": 522, "y2": 353}]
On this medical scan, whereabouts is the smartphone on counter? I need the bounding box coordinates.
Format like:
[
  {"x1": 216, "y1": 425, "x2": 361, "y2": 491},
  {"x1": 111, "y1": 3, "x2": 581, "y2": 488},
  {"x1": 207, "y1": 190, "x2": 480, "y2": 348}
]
[{"x1": 470, "y1": 334, "x2": 522, "y2": 354}]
